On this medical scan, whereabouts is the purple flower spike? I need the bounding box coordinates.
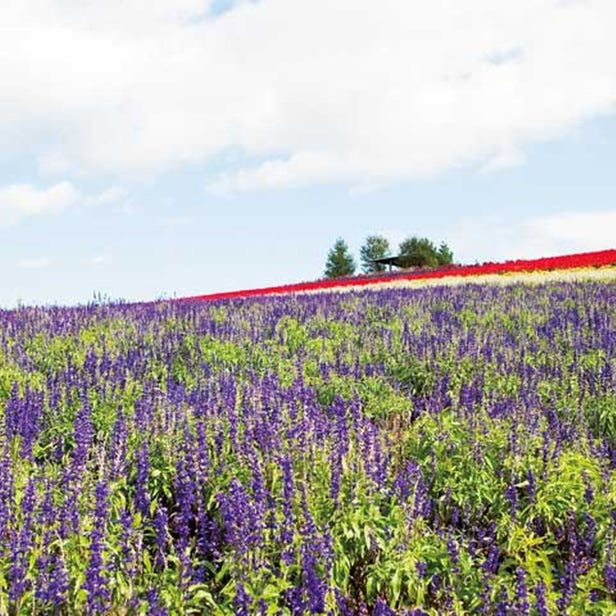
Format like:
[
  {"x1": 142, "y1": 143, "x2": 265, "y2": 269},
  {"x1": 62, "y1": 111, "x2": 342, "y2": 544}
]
[
  {"x1": 84, "y1": 481, "x2": 111, "y2": 615},
  {"x1": 534, "y1": 582, "x2": 548, "y2": 616}
]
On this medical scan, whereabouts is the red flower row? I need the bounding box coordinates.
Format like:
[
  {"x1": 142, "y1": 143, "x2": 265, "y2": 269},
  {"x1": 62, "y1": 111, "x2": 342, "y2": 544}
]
[{"x1": 180, "y1": 249, "x2": 616, "y2": 303}]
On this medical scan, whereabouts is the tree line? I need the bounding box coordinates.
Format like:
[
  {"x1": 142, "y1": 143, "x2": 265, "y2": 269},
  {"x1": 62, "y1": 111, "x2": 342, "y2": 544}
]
[{"x1": 324, "y1": 235, "x2": 454, "y2": 278}]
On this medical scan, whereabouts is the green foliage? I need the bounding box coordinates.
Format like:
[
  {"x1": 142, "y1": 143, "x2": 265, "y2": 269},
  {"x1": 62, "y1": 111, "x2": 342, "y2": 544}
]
[
  {"x1": 398, "y1": 236, "x2": 454, "y2": 267},
  {"x1": 1, "y1": 280, "x2": 616, "y2": 614},
  {"x1": 359, "y1": 235, "x2": 391, "y2": 273},
  {"x1": 387, "y1": 356, "x2": 435, "y2": 397},
  {"x1": 324, "y1": 237, "x2": 356, "y2": 278},
  {"x1": 584, "y1": 393, "x2": 616, "y2": 443},
  {"x1": 437, "y1": 241, "x2": 454, "y2": 265}
]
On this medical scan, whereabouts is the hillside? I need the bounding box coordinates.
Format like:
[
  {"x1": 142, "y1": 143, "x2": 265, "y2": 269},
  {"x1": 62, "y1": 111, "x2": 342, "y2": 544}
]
[
  {"x1": 181, "y1": 248, "x2": 616, "y2": 302},
  {"x1": 0, "y1": 255, "x2": 615, "y2": 614}
]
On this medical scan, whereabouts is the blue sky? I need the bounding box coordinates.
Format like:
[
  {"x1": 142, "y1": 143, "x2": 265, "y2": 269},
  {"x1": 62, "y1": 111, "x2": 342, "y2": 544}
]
[{"x1": 1, "y1": 0, "x2": 615, "y2": 307}]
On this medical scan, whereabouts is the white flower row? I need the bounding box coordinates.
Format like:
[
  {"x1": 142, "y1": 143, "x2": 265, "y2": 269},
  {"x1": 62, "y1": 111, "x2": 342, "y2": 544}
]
[{"x1": 286, "y1": 266, "x2": 616, "y2": 297}]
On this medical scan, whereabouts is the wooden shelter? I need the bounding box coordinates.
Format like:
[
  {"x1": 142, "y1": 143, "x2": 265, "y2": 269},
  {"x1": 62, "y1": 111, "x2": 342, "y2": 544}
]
[{"x1": 370, "y1": 255, "x2": 409, "y2": 271}]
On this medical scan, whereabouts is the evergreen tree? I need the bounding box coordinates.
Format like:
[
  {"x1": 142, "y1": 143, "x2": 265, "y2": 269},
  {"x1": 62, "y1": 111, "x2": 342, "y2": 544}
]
[
  {"x1": 324, "y1": 238, "x2": 356, "y2": 278},
  {"x1": 437, "y1": 241, "x2": 454, "y2": 265},
  {"x1": 360, "y1": 235, "x2": 390, "y2": 273}
]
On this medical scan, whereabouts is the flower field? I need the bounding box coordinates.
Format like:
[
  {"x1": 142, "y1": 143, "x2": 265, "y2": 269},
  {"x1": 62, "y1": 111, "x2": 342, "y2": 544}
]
[
  {"x1": 181, "y1": 249, "x2": 616, "y2": 302},
  {"x1": 1, "y1": 263, "x2": 616, "y2": 614}
]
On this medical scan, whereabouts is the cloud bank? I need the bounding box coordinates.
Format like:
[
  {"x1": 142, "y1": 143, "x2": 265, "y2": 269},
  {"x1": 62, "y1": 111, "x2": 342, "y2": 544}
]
[
  {"x1": 0, "y1": 181, "x2": 127, "y2": 226},
  {"x1": 450, "y1": 209, "x2": 616, "y2": 263},
  {"x1": 1, "y1": 0, "x2": 615, "y2": 191},
  {"x1": 0, "y1": 181, "x2": 80, "y2": 226},
  {"x1": 18, "y1": 256, "x2": 52, "y2": 269}
]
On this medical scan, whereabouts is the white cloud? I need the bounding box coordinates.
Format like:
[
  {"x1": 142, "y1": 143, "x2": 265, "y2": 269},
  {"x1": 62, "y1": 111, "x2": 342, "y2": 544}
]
[
  {"x1": 87, "y1": 254, "x2": 112, "y2": 265},
  {"x1": 0, "y1": 181, "x2": 80, "y2": 226},
  {"x1": 348, "y1": 183, "x2": 382, "y2": 196},
  {"x1": 0, "y1": 1, "x2": 615, "y2": 190},
  {"x1": 478, "y1": 145, "x2": 526, "y2": 174},
  {"x1": 19, "y1": 256, "x2": 52, "y2": 269},
  {"x1": 449, "y1": 209, "x2": 616, "y2": 263},
  {"x1": 84, "y1": 186, "x2": 127, "y2": 207},
  {"x1": 522, "y1": 210, "x2": 616, "y2": 254},
  {"x1": 0, "y1": 181, "x2": 126, "y2": 226},
  {"x1": 153, "y1": 216, "x2": 192, "y2": 227}
]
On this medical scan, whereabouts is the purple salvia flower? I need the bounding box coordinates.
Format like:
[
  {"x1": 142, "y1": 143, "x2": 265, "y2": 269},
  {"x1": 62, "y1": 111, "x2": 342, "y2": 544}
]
[
  {"x1": 526, "y1": 469, "x2": 536, "y2": 504},
  {"x1": 582, "y1": 513, "x2": 597, "y2": 555},
  {"x1": 8, "y1": 476, "x2": 36, "y2": 604},
  {"x1": 583, "y1": 471, "x2": 594, "y2": 504},
  {"x1": 412, "y1": 471, "x2": 431, "y2": 520},
  {"x1": 134, "y1": 441, "x2": 151, "y2": 517},
  {"x1": 194, "y1": 494, "x2": 218, "y2": 579},
  {"x1": 534, "y1": 582, "x2": 548, "y2": 616},
  {"x1": 373, "y1": 598, "x2": 397, "y2": 615},
  {"x1": 604, "y1": 562, "x2": 616, "y2": 593},
  {"x1": 194, "y1": 418, "x2": 210, "y2": 480},
  {"x1": 284, "y1": 586, "x2": 306, "y2": 615},
  {"x1": 109, "y1": 408, "x2": 128, "y2": 480},
  {"x1": 493, "y1": 585, "x2": 510, "y2": 616},
  {"x1": 556, "y1": 558, "x2": 577, "y2": 613},
  {"x1": 416, "y1": 561, "x2": 427, "y2": 579},
  {"x1": 0, "y1": 447, "x2": 14, "y2": 558},
  {"x1": 58, "y1": 468, "x2": 81, "y2": 539},
  {"x1": 478, "y1": 573, "x2": 493, "y2": 615},
  {"x1": 334, "y1": 589, "x2": 354, "y2": 616},
  {"x1": 447, "y1": 535, "x2": 460, "y2": 574},
  {"x1": 38, "y1": 479, "x2": 56, "y2": 527},
  {"x1": 249, "y1": 449, "x2": 267, "y2": 525},
  {"x1": 279, "y1": 455, "x2": 295, "y2": 564},
  {"x1": 173, "y1": 449, "x2": 197, "y2": 586},
  {"x1": 84, "y1": 481, "x2": 111, "y2": 615},
  {"x1": 46, "y1": 550, "x2": 69, "y2": 609},
  {"x1": 72, "y1": 401, "x2": 94, "y2": 471},
  {"x1": 451, "y1": 506, "x2": 460, "y2": 528},
  {"x1": 233, "y1": 583, "x2": 252, "y2": 616},
  {"x1": 302, "y1": 550, "x2": 327, "y2": 613},
  {"x1": 514, "y1": 567, "x2": 530, "y2": 615},
  {"x1": 146, "y1": 588, "x2": 170, "y2": 616},
  {"x1": 35, "y1": 511, "x2": 69, "y2": 609},
  {"x1": 329, "y1": 450, "x2": 342, "y2": 503},
  {"x1": 153, "y1": 503, "x2": 169, "y2": 571},
  {"x1": 218, "y1": 478, "x2": 261, "y2": 558},
  {"x1": 504, "y1": 483, "x2": 518, "y2": 516},
  {"x1": 35, "y1": 533, "x2": 51, "y2": 604},
  {"x1": 117, "y1": 507, "x2": 138, "y2": 597}
]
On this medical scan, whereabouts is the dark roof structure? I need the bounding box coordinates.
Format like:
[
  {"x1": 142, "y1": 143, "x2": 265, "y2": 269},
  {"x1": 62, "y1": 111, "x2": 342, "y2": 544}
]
[{"x1": 370, "y1": 255, "x2": 408, "y2": 269}]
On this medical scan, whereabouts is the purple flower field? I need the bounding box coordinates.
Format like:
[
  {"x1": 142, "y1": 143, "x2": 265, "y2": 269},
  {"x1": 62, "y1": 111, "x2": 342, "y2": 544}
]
[{"x1": 1, "y1": 280, "x2": 615, "y2": 614}]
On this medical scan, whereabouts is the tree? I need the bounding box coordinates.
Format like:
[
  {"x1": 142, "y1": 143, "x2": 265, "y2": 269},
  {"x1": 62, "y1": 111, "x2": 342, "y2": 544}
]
[
  {"x1": 360, "y1": 235, "x2": 390, "y2": 273},
  {"x1": 436, "y1": 241, "x2": 454, "y2": 265},
  {"x1": 324, "y1": 238, "x2": 356, "y2": 278},
  {"x1": 397, "y1": 236, "x2": 454, "y2": 267},
  {"x1": 398, "y1": 236, "x2": 440, "y2": 268}
]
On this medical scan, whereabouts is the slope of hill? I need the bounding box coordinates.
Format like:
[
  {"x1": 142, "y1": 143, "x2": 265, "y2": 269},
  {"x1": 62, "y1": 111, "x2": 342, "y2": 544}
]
[
  {"x1": 0, "y1": 254, "x2": 615, "y2": 613},
  {"x1": 181, "y1": 248, "x2": 616, "y2": 302}
]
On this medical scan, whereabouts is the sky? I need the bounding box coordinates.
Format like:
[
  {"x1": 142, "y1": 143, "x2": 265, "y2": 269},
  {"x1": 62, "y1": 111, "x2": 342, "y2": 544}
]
[{"x1": 1, "y1": 0, "x2": 615, "y2": 307}]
